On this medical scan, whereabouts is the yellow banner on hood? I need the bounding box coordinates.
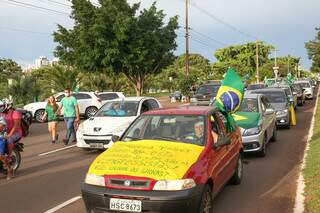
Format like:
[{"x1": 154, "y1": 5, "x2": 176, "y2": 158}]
[{"x1": 88, "y1": 140, "x2": 204, "y2": 180}]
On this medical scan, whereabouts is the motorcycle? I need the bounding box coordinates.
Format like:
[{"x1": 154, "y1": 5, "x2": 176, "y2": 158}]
[{"x1": 0, "y1": 139, "x2": 24, "y2": 175}]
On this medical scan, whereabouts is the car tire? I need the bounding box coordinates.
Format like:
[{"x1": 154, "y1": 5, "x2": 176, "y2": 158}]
[
  {"x1": 85, "y1": 106, "x2": 98, "y2": 118},
  {"x1": 34, "y1": 109, "x2": 45, "y2": 123},
  {"x1": 258, "y1": 134, "x2": 267, "y2": 157},
  {"x1": 198, "y1": 185, "x2": 213, "y2": 213},
  {"x1": 230, "y1": 154, "x2": 243, "y2": 185},
  {"x1": 270, "y1": 125, "x2": 277, "y2": 142}
]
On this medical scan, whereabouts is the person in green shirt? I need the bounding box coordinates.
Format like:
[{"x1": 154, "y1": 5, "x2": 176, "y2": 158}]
[
  {"x1": 41, "y1": 96, "x2": 59, "y2": 144},
  {"x1": 56, "y1": 88, "x2": 80, "y2": 145}
]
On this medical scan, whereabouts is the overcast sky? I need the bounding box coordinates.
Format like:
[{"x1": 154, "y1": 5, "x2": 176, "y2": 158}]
[{"x1": 0, "y1": 0, "x2": 319, "y2": 70}]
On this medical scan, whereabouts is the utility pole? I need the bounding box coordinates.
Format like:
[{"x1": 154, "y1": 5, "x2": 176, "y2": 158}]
[
  {"x1": 273, "y1": 49, "x2": 279, "y2": 80},
  {"x1": 287, "y1": 54, "x2": 290, "y2": 74},
  {"x1": 255, "y1": 40, "x2": 259, "y2": 83},
  {"x1": 185, "y1": 0, "x2": 189, "y2": 76}
]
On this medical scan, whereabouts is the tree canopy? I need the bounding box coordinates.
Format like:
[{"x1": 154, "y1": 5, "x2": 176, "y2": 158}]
[
  {"x1": 305, "y1": 27, "x2": 320, "y2": 73},
  {"x1": 54, "y1": 0, "x2": 178, "y2": 96}
]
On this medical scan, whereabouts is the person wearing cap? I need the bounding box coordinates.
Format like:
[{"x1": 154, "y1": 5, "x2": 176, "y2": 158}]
[
  {"x1": 0, "y1": 117, "x2": 13, "y2": 180},
  {"x1": 0, "y1": 99, "x2": 22, "y2": 159}
]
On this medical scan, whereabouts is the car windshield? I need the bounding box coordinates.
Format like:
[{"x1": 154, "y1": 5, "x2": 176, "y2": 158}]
[
  {"x1": 254, "y1": 91, "x2": 286, "y2": 103},
  {"x1": 297, "y1": 82, "x2": 310, "y2": 88},
  {"x1": 196, "y1": 85, "x2": 220, "y2": 95},
  {"x1": 122, "y1": 115, "x2": 206, "y2": 146},
  {"x1": 239, "y1": 98, "x2": 259, "y2": 112},
  {"x1": 95, "y1": 101, "x2": 139, "y2": 117}
]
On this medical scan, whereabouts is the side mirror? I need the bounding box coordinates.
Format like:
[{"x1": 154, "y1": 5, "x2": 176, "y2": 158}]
[
  {"x1": 265, "y1": 108, "x2": 274, "y2": 115},
  {"x1": 111, "y1": 135, "x2": 120, "y2": 143},
  {"x1": 214, "y1": 136, "x2": 231, "y2": 148}
]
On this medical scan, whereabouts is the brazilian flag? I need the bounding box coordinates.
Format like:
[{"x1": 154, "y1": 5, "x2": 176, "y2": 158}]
[{"x1": 215, "y1": 68, "x2": 245, "y2": 131}]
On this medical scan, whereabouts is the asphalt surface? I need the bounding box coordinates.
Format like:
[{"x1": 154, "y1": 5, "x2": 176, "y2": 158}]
[{"x1": 0, "y1": 95, "x2": 317, "y2": 213}]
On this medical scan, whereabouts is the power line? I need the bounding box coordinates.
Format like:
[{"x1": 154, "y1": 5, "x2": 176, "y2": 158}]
[
  {"x1": 3, "y1": 0, "x2": 69, "y2": 16},
  {"x1": 187, "y1": 0, "x2": 258, "y2": 40},
  {"x1": 189, "y1": 28, "x2": 227, "y2": 46},
  {"x1": 0, "y1": 26, "x2": 52, "y2": 35},
  {"x1": 36, "y1": 0, "x2": 72, "y2": 8}
]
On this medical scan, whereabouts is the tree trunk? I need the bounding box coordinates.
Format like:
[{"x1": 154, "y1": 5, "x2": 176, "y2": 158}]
[{"x1": 134, "y1": 76, "x2": 143, "y2": 96}]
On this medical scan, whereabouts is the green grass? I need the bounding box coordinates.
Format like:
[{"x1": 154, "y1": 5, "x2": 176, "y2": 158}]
[
  {"x1": 303, "y1": 97, "x2": 320, "y2": 212},
  {"x1": 144, "y1": 92, "x2": 170, "y2": 98}
]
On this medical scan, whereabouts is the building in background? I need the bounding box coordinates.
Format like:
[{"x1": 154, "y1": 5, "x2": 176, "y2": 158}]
[{"x1": 23, "y1": 56, "x2": 60, "y2": 73}]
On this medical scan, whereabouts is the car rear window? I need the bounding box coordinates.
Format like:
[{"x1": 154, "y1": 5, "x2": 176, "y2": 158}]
[
  {"x1": 253, "y1": 91, "x2": 286, "y2": 103},
  {"x1": 98, "y1": 93, "x2": 119, "y2": 100}
]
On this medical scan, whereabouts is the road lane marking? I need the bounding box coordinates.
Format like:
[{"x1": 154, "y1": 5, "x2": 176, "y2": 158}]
[
  {"x1": 44, "y1": 196, "x2": 82, "y2": 213},
  {"x1": 38, "y1": 145, "x2": 77, "y2": 156}
]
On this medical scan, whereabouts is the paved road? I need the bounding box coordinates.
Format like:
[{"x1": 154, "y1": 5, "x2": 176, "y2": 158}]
[{"x1": 0, "y1": 96, "x2": 316, "y2": 213}]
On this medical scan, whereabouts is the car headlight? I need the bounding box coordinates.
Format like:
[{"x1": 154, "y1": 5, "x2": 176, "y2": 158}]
[
  {"x1": 276, "y1": 109, "x2": 288, "y2": 116},
  {"x1": 243, "y1": 124, "x2": 262, "y2": 136},
  {"x1": 85, "y1": 173, "x2": 105, "y2": 186},
  {"x1": 190, "y1": 97, "x2": 198, "y2": 102},
  {"x1": 153, "y1": 179, "x2": 196, "y2": 191}
]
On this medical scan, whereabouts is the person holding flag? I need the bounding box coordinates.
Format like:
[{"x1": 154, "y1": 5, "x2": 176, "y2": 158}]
[{"x1": 214, "y1": 67, "x2": 245, "y2": 132}]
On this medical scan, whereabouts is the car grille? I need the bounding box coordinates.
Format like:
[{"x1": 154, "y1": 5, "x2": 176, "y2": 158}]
[
  {"x1": 107, "y1": 178, "x2": 150, "y2": 189},
  {"x1": 84, "y1": 139, "x2": 110, "y2": 145}
]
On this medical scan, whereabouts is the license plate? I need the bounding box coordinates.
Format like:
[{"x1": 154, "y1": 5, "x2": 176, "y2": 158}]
[
  {"x1": 110, "y1": 198, "x2": 142, "y2": 212},
  {"x1": 89, "y1": 143, "x2": 104, "y2": 149}
]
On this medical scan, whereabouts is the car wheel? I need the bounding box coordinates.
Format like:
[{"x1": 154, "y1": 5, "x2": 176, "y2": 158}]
[
  {"x1": 199, "y1": 185, "x2": 213, "y2": 213},
  {"x1": 34, "y1": 109, "x2": 45, "y2": 123},
  {"x1": 85, "y1": 106, "x2": 98, "y2": 118},
  {"x1": 258, "y1": 134, "x2": 267, "y2": 157},
  {"x1": 230, "y1": 154, "x2": 243, "y2": 185},
  {"x1": 270, "y1": 125, "x2": 277, "y2": 142}
]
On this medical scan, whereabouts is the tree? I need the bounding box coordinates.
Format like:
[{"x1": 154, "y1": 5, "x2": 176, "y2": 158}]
[
  {"x1": 212, "y1": 42, "x2": 274, "y2": 79},
  {"x1": 0, "y1": 58, "x2": 22, "y2": 80},
  {"x1": 305, "y1": 27, "x2": 320, "y2": 73},
  {"x1": 8, "y1": 76, "x2": 41, "y2": 105},
  {"x1": 54, "y1": 0, "x2": 178, "y2": 96}
]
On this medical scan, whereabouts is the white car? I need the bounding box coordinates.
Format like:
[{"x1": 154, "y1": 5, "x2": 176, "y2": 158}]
[
  {"x1": 23, "y1": 92, "x2": 103, "y2": 122},
  {"x1": 295, "y1": 80, "x2": 314, "y2": 99},
  {"x1": 97, "y1": 92, "x2": 125, "y2": 104},
  {"x1": 76, "y1": 97, "x2": 162, "y2": 150}
]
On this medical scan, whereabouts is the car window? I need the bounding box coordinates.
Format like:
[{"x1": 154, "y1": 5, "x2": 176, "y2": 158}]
[
  {"x1": 55, "y1": 94, "x2": 65, "y2": 102},
  {"x1": 214, "y1": 111, "x2": 229, "y2": 134},
  {"x1": 239, "y1": 98, "x2": 258, "y2": 112},
  {"x1": 98, "y1": 93, "x2": 119, "y2": 100},
  {"x1": 147, "y1": 99, "x2": 160, "y2": 109},
  {"x1": 141, "y1": 100, "x2": 150, "y2": 114},
  {"x1": 95, "y1": 101, "x2": 139, "y2": 117},
  {"x1": 253, "y1": 91, "x2": 286, "y2": 103},
  {"x1": 73, "y1": 93, "x2": 91, "y2": 100}
]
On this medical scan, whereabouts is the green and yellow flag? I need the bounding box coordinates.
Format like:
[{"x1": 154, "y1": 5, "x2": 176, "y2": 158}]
[{"x1": 215, "y1": 68, "x2": 245, "y2": 131}]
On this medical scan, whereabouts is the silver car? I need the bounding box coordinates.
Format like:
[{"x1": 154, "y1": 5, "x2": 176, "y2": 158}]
[{"x1": 235, "y1": 93, "x2": 277, "y2": 157}]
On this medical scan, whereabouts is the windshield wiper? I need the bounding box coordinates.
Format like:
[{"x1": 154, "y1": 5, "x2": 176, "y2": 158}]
[{"x1": 152, "y1": 136, "x2": 178, "y2": 142}]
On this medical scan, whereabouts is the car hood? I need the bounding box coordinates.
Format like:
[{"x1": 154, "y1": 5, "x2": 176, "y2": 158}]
[
  {"x1": 270, "y1": 102, "x2": 288, "y2": 111},
  {"x1": 233, "y1": 112, "x2": 261, "y2": 129},
  {"x1": 87, "y1": 140, "x2": 204, "y2": 180},
  {"x1": 81, "y1": 116, "x2": 136, "y2": 135}
]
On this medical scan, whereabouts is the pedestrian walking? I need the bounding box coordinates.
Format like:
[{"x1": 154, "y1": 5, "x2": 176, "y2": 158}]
[
  {"x1": 56, "y1": 88, "x2": 80, "y2": 145},
  {"x1": 41, "y1": 96, "x2": 59, "y2": 144}
]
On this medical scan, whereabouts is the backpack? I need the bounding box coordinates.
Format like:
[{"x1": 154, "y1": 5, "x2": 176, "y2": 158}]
[{"x1": 20, "y1": 114, "x2": 30, "y2": 137}]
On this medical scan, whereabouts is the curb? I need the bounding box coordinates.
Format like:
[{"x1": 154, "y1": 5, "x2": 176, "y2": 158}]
[{"x1": 293, "y1": 87, "x2": 320, "y2": 213}]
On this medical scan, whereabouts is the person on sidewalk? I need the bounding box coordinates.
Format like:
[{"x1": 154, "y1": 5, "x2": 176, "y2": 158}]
[
  {"x1": 56, "y1": 89, "x2": 80, "y2": 145},
  {"x1": 41, "y1": 96, "x2": 59, "y2": 144}
]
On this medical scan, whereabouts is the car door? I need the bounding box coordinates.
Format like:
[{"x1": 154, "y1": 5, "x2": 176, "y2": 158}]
[
  {"x1": 209, "y1": 110, "x2": 238, "y2": 192},
  {"x1": 73, "y1": 93, "x2": 92, "y2": 114},
  {"x1": 262, "y1": 96, "x2": 275, "y2": 139}
]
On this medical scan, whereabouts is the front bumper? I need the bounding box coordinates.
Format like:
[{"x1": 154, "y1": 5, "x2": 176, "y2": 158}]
[
  {"x1": 76, "y1": 131, "x2": 114, "y2": 149},
  {"x1": 276, "y1": 114, "x2": 290, "y2": 126},
  {"x1": 241, "y1": 130, "x2": 264, "y2": 152},
  {"x1": 81, "y1": 183, "x2": 204, "y2": 213}
]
